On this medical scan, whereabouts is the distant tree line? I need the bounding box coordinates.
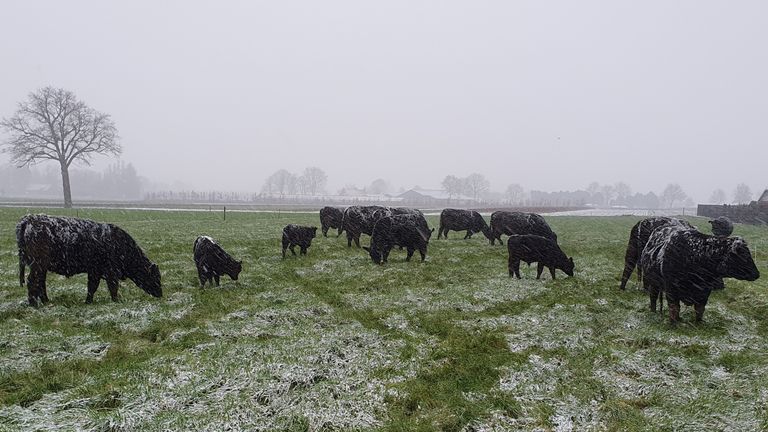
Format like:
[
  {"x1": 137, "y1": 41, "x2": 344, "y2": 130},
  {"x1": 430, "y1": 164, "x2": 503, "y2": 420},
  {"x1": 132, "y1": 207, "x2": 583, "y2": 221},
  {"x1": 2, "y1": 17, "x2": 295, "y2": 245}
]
[{"x1": 0, "y1": 161, "x2": 142, "y2": 200}]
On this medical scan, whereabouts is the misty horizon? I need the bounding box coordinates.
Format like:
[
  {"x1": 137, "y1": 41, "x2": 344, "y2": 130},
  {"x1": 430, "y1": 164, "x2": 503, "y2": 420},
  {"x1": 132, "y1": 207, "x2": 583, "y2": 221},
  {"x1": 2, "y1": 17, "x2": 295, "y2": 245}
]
[{"x1": 1, "y1": 1, "x2": 766, "y2": 203}]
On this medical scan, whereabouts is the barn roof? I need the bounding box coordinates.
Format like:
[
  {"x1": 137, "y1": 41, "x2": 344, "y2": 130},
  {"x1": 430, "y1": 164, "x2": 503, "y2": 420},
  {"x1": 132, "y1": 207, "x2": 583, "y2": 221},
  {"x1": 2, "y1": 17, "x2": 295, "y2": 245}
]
[{"x1": 759, "y1": 189, "x2": 768, "y2": 202}]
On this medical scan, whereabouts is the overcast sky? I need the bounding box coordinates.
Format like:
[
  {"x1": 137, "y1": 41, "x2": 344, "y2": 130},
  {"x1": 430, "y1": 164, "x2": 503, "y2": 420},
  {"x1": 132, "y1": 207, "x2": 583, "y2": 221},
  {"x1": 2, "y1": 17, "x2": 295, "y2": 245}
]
[{"x1": 1, "y1": 1, "x2": 766, "y2": 201}]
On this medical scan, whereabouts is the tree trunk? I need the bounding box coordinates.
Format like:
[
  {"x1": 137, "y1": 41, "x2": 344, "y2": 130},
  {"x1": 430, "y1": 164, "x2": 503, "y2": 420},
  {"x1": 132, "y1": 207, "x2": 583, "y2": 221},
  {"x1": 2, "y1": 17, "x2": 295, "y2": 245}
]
[{"x1": 60, "y1": 161, "x2": 73, "y2": 208}]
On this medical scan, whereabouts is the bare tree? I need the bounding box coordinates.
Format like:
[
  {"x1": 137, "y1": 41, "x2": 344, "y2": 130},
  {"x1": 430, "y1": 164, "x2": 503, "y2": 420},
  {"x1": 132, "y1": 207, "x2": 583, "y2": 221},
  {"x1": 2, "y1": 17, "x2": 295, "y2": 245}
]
[
  {"x1": 585, "y1": 182, "x2": 601, "y2": 204},
  {"x1": 709, "y1": 188, "x2": 727, "y2": 204},
  {"x1": 614, "y1": 182, "x2": 632, "y2": 203},
  {"x1": 661, "y1": 183, "x2": 687, "y2": 208},
  {"x1": 441, "y1": 175, "x2": 463, "y2": 201},
  {"x1": 465, "y1": 173, "x2": 490, "y2": 202},
  {"x1": 1, "y1": 87, "x2": 120, "y2": 207},
  {"x1": 600, "y1": 184, "x2": 616, "y2": 206},
  {"x1": 733, "y1": 183, "x2": 752, "y2": 204},
  {"x1": 505, "y1": 183, "x2": 524, "y2": 205},
  {"x1": 298, "y1": 166, "x2": 327, "y2": 195},
  {"x1": 262, "y1": 169, "x2": 297, "y2": 197},
  {"x1": 368, "y1": 178, "x2": 390, "y2": 195}
]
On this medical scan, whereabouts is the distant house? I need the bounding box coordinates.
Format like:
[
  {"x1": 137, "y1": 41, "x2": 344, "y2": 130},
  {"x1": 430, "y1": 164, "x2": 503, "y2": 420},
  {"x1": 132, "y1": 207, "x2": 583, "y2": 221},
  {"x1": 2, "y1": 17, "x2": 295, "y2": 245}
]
[
  {"x1": 759, "y1": 189, "x2": 768, "y2": 207},
  {"x1": 397, "y1": 188, "x2": 475, "y2": 207}
]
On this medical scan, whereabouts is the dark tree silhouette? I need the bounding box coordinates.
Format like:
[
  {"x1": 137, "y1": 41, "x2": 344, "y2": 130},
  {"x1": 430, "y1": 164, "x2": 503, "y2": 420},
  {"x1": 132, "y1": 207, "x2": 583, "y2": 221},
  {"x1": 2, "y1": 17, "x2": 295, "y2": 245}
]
[{"x1": 1, "y1": 87, "x2": 120, "y2": 207}]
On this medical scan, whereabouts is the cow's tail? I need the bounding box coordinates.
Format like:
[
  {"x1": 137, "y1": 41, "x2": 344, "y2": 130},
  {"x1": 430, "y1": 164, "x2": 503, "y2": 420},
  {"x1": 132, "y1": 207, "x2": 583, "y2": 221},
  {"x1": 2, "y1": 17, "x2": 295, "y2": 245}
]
[{"x1": 16, "y1": 217, "x2": 28, "y2": 287}]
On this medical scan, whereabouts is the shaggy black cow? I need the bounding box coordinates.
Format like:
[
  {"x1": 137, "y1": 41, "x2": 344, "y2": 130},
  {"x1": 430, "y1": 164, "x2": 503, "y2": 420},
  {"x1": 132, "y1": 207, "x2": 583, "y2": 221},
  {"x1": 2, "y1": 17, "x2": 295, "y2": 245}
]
[
  {"x1": 709, "y1": 217, "x2": 734, "y2": 237},
  {"x1": 618, "y1": 217, "x2": 695, "y2": 290},
  {"x1": 437, "y1": 209, "x2": 492, "y2": 240},
  {"x1": 16, "y1": 214, "x2": 162, "y2": 306},
  {"x1": 282, "y1": 224, "x2": 318, "y2": 258},
  {"x1": 507, "y1": 234, "x2": 574, "y2": 279},
  {"x1": 489, "y1": 211, "x2": 557, "y2": 245},
  {"x1": 640, "y1": 226, "x2": 759, "y2": 322},
  {"x1": 363, "y1": 214, "x2": 434, "y2": 264},
  {"x1": 319, "y1": 206, "x2": 344, "y2": 237},
  {"x1": 337, "y1": 205, "x2": 390, "y2": 247},
  {"x1": 193, "y1": 236, "x2": 242, "y2": 287}
]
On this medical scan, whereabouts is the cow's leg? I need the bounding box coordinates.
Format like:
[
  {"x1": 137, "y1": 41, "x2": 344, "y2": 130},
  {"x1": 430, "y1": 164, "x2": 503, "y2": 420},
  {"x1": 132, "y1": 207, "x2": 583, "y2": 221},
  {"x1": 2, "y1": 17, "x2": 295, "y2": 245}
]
[
  {"x1": 282, "y1": 237, "x2": 289, "y2": 258},
  {"x1": 405, "y1": 247, "x2": 414, "y2": 262},
  {"x1": 536, "y1": 263, "x2": 545, "y2": 279},
  {"x1": 510, "y1": 259, "x2": 521, "y2": 279},
  {"x1": 383, "y1": 248, "x2": 390, "y2": 263},
  {"x1": 300, "y1": 246, "x2": 307, "y2": 255},
  {"x1": 464, "y1": 230, "x2": 471, "y2": 239},
  {"x1": 290, "y1": 245, "x2": 297, "y2": 255},
  {"x1": 27, "y1": 266, "x2": 41, "y2": 307},
  {"x1": 354, "y1": 235, "x2": 361, "y2": 248},
  {"x1": 346, "y1": 233, "x2": 353, "y2": 247},
  {"x1": 86, "y1": 273, "x2": 101, "y2": 304},
  {"x1": 549, "y1": 266, "x2": 556, "y2": 280},
  {"x1": 694, "y1": 304, "x2": 706, "y2": 322},
  {"x1": 649, "y1": 284, "x2": 659, "y2": 312},
  {"x1": 107, "y1": 278, "x2": 120, "y2": 302},
  {"x1": 668, "y1": 297, "x2": 681, "y2": 323},
  {"x1": 198, "y1": 269, "x2": 207, "y2": 288},
  {"x1": 39, "y1": 271, "x2": 49, "y2": 304},
  {"x1": 419, "y1": 247, "x2": 426, "y2": 262},
  {"x1": 214, "y1": 275, "x2": 220, "y2": 286},
  {"x1": 322, "y1": 225, "x2": 329, "y2": 237}
]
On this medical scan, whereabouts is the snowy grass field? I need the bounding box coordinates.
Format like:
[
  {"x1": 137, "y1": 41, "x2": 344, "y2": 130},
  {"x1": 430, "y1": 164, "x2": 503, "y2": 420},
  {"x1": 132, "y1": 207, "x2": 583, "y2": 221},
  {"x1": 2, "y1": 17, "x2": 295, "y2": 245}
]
[{"x1": 1, "y1": 208, "x2": 768, "y2": 431}]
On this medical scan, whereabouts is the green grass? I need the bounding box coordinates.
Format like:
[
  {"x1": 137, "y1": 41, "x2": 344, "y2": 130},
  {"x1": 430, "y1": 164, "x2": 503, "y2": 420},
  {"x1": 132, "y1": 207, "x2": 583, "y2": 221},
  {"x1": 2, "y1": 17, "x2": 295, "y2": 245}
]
[{"x1": 0, "y1": 208, "x2": 767, "y2": 430}]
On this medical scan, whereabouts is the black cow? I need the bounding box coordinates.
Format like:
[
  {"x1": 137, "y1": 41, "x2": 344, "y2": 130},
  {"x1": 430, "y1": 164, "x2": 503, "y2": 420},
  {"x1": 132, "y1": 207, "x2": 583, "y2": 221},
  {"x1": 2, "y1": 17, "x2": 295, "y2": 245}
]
[
  {"x1": 489, "y1": 211, "x2": 557, "y2": 245},
  {"x1": 363, "y1": 214, "x2": 434, "y2": 264},
  {"x1": 16, "y1": 214, "x2": 162, "y2": 306},
  {"x1": 507, "y1": 234, "x2": 574, "y2": 279},
  {"x1": 640, "y1": 226, "x2": 759, "y2": 322},
  {"x1": 282, "y1": 225, "x2": 318, "y2": 258},
  {"x1": 319, "y1": 206, "x2": 344, "y2": 237},
  {"x1": 337, "y1": 205, "x2": 390, "y2": 247},
  {"x1": 619, "y1": 217, "x2": 695, "y2": 290},
  {"x1": 437, "y1": 209, "x2": 492, "y2": 240},
  {"x1": 193, "y1": 236, "x2": 242, "y2": 287}
]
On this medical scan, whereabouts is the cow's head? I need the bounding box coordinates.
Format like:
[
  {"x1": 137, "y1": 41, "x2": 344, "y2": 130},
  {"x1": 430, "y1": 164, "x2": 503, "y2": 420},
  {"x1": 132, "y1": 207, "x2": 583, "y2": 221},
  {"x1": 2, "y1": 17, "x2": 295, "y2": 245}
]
[
  {"x1": 481, "y1": 225, "x2": 493, "y2": 242},
  {"x1": 310, "y1": 227, "x2": 318, "y2": 238},
  {"x1": 230, "y1": 260, "x2": 243, "y2": 281},
  {"x1": 718, "y1": 238, "x2": 760, "y2": 281},
  {"x1": 133, "y1": 262, "x2": 162, "y2": 297},
  {"x1": 561, "y1": 256, "x2": 575, "y2": 277},
  {"x1": 362, "y1": 245, "x2": 384, "y2": 264}
]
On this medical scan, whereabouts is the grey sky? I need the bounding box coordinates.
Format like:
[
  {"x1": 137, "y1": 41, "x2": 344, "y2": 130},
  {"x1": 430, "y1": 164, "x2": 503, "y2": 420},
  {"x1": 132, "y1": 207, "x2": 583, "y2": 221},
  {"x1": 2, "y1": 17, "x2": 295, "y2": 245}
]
[{"x1": 1, "y1": 1, "x2": 766, "y2": 201}]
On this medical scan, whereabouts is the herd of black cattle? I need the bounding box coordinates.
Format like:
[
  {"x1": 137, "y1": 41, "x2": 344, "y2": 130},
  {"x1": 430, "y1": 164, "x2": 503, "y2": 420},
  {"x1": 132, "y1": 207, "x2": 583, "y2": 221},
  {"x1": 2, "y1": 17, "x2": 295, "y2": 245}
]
[{"x1": 14, "y1": 206, "x2": 760, "y2": 323}]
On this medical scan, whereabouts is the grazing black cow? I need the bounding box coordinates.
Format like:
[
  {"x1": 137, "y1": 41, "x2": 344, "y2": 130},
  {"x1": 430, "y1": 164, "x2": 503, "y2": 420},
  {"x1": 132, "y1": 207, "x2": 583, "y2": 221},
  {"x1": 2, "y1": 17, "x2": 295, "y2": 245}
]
[
  {"x1": 489, "y1": 211, "x2": 557, "y2": 245},
  {"x1": 16, "y1": 214, "x2": 162, "y2": 306},
  {"x1": 319, "y1": 206, "x2": 344, "y2": 237},
  {"x1": 618, "y1": 217, "x2": 695, "y2": 290},
  {"x1": 640, "y1": 226, "x2": 759, "y2": 323},
  {"x1": 193, "y1": 236, "x2": 242, "y2": 287},
  {"x1": 709, "y1": 217, "x2": 734, "y2": 237},
  {"x1": 282, "y1": 225, "x2": 318, "y2": 258},
  {"x1": 507, "y1": 234, "x2": 574, "y2": 279},
  {"x1": 363, "y1": 214, "x2": 434, "y2": 264},
  {"x1": 337, "y1": 205, "x2": 390, "y2": 247},
  {"x1": 437, "y1": 209, "x2": 492, "y2": 240}
]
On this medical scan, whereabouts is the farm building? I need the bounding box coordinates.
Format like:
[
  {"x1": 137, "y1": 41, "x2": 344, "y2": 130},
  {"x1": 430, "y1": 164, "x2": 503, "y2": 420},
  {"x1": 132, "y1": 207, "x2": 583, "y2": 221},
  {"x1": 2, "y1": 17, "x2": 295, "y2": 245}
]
[
  {"x1": 397, "y1": 187, "x2": 476, "y2": 207},
  {"x1": 697, "y1": 188, "x2": 768, "y2": 224}
]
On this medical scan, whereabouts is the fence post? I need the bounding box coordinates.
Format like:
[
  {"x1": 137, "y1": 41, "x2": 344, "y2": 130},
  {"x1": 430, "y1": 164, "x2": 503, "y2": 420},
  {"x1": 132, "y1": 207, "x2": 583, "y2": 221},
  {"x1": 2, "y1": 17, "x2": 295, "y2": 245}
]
[{"x1": 224, "y1": 206, "x2": 226, "y2": 221}]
